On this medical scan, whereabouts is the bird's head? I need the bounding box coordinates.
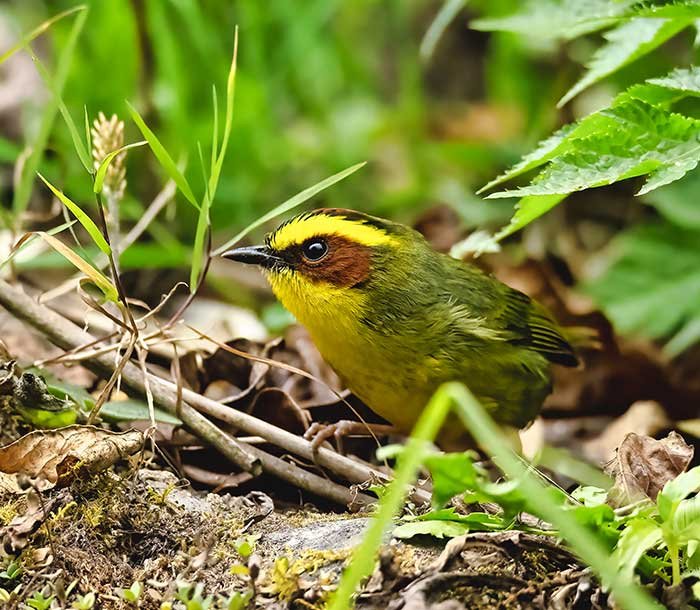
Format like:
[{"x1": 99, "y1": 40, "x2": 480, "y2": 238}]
[{"x1": 222, "y1": 208, "x2": 415, "y2": 326}]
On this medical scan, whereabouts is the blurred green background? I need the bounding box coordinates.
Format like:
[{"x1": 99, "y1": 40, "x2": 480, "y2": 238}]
[
  {"x1": 1, "y1": 0, "x2": 699, "y2": 352},
  {"x1": 0, "y1": 0, "x2": 560, "y2": 252}
]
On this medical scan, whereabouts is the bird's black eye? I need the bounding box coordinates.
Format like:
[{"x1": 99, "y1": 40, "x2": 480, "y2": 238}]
[{"x1": 301, "y1": 238, "x2": 328, "y2": 262}]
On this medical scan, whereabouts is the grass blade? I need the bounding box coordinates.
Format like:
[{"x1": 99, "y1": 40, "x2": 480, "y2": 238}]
[
  {"x1": 328, "y1": 389, "x2": 451, "y2": 610},
  {"x1": 0, "y1": 220, "x2": 76, "y2": 271},
  {"x1": 208, "y1": 27, "x2": 238, "y2": 202},
  {"x1": 38, "y1": 173, "x2": 111, "y2": 255},
  {"x1": 27, "y1": 47, "x2": 92, "y2": 172},
  {"x1": 93, "y1": 141, "x2": 147, "y2": 193},
  {"x1": 126, "y1": 101, "x2": 199, "y2": 209},
  {"x1": 13, "y1": 7, "x2": 88, "y2": 217},
  {"x1": 448, "y1": 383, "x2": 662, "y2": 610},
  {"x1": 189, "y1": 143, "x2": 212, "y2": 292},
  {"x1": 0, "y1": 5, "x2": 86, "y2": 65},
  {"x1": 36, "y1": 232, "x2": 117, "y2": 301},
  {"x1": 330, "y1": 383, "x2": 662, "y2": 610},
  {"x1": 420, "y1": 0, "x2": 467, "y2": 61},
  {"x1": 213, "y1": 161, "x2": 367, "y2": 255}
]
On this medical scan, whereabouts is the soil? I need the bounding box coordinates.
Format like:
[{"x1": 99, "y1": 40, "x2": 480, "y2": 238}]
[{"x1": 0, "y1": 465, "x2": 608, "y2": 610}]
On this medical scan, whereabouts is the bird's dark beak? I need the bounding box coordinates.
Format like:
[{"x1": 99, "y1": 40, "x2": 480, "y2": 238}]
[{"x1": 221, "y1": 245, "x2": 280, "y2": 269}]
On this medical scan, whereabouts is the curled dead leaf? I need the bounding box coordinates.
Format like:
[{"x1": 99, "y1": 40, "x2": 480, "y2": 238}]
[
  {"x1": 0, "y1": 490, "x2": 67, "y2": 554},
  {"x1": 605, "y1": 431, "x2": 694, "y2": 507},
  {"x1": 0, "y1": 425, "x2": 143, "y2": 492}
]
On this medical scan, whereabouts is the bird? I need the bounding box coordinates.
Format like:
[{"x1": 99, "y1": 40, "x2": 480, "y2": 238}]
[{"x1": 222, "y1": 208, "x2": 580, "y2": 450}]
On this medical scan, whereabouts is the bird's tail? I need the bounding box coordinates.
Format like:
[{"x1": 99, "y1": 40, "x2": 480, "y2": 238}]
[{"x1": 562, "y1": 325, "x2": 602, "y2": 350}]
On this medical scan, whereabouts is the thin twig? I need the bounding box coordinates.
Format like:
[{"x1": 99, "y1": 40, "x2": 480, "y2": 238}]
[{"x1": 0, "y1": 278, "x2": 377, "y2": 507}]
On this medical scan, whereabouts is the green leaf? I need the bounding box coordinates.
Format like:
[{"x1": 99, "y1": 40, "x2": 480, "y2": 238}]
[
  {"x1": 642, "y1": 167, "x2": 700, "y2": 229},
  {"x1": 585, "y1": 222, "x2": 700, "y2": 353},
  {"x1": 559, "y1": 18, "x2": 692, "y2": 107},
  {"x1": 126, "y1": 102, "x2": 199, "y2": 209},
  {"x1": 424, "y1": 451, "x2": 482, "y2": 507},
  {"x1": 673, "y1": 496, "x2": 700, "y2": 543},
  {"x1": 658, "y1": 466, "x2": 700, "y2": 519},
  {"x1": 100, "y1": 399, "x2": 182, "y2": 425},
  {"x1": 611, "y1": 518, "x2": 663, "y2": 581},
  {"x1": 572, "y1": 486, "x2": 609, "y2": 507},
  {"x1": 414, "y1": 507, "x2": 509, "y2": 529},
  {"x1": 471, "y1": 0, "x2": 636, "y2": 41},
  {"x1": 647, "y1": 66, "x2": 700, "y2": 96},
  {"x1": 37, "y1": 174, "x2": 111, "y2": 255},
  {"x1": 213, "y1": 162, "x2": 367, "y2": 256},
  {"x1": 493, "y1": 194, "x2": 567, "y2": 242},
  {"x1": 478, "y1": 125, "x2": 576, "y2": 194},
  {"x1": 489, "y1": 101, "x2": 700, "y2": 199},
  {"x1": 16, "y1": 406, "x2": 78, "y2": 429},
  {"x1": 393, "y1": 520, "x2": 470, "y2": 539},
  {"x1": 94, "y1": 141, "x2": 147, "y2": 194}
]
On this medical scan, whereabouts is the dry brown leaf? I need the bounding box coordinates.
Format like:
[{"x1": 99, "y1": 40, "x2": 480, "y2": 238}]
[
  {"x1": 0, "y1": 490, "x2": 65, "y2": 553},
  {"x1": 581, "y1": 401, "x2": 671, "y2": 465},
  {"x1": 605, "y1": 431, "x2": 694, "y2": 507},
  {"x1": 0, "y1": 425, "x2": 143, "y2": 492}
]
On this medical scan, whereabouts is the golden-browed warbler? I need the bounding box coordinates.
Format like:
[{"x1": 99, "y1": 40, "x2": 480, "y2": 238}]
[{"x1": 223, "y1": 208, "x2": 580, "y2": 449}]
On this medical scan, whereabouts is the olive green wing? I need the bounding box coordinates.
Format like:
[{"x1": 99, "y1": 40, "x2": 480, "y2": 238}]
[
  {"x1": 443, "y1": 261, "x2": 578, "y2": 367},
  {"x1": 500, "y1": 288, "x2": 579, "y2": 367}
]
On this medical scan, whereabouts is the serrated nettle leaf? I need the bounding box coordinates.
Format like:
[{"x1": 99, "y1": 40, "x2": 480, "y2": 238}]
[
  {"x1": 648, "y1": 66, "x2": 700, "y2": 95},
  {"x1": 493, "y1": 194, "x2": 567, "y2": 242},
  {"x1": 471, "y1": 0, "x2": 635, "y2": 40},
  {"x1": 559, "y1": 18, "x2": 692, "y2": 107},
  {"x1": 490, "y1": 102, "x2": 700, "y2": 198},
  {"x1": 611, "y1": 518, "x2": 663, "y2": 581},
  {"x1": 635, "y1": 1, "x2": 700, "y2": 20},
  {"x1": 478, "y1": 125, "x2": 576, "y2": 194}
]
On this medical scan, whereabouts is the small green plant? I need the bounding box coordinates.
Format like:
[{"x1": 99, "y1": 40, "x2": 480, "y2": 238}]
[
  {"x1": 119, "y1": 581, "x2": 143, "y2": 606},
  {"x1": 175, "y1": 582, "x2": 214, "y2": 610},
  {"x1": 25, "y1": 588, "x2": 55, "y2": 610},
  {"x1": 329, "y1": 383, "x2": 666, "y2": 610},
  {"x1": 220, "y1": 591, "x2": 252, "y2": 610},
  {"x1": 71, "y1": 591, "x2": 97, "y2": 609},
  {"x1": 0, "y1": 559, "x2": 23, "y2": 582}
]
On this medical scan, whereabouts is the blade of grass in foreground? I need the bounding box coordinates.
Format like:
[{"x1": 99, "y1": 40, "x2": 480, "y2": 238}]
[
  {"x1": 212, "y1": 161, "x2": 367, "y2": 256},
  {"x1": 448, "y1": 384, "x2": 662, "y2": 610},
  {"x1": 329, "y1": 384, "x2": 662, "y2": 610}
]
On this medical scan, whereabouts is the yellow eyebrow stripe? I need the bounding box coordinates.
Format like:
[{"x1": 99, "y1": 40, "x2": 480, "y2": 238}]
[{"x1": 269, "y1": 214, "x2": 396, "y2": 250}]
